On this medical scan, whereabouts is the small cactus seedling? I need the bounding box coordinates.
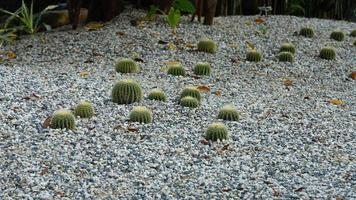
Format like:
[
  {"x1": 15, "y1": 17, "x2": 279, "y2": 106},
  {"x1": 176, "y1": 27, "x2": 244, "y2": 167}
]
[
  {"x1": 74, "y1": 101, "x2": 95, "y2": 118},
  {"x1": 115, "y1": 58, "x2": 139, "y2": 73},
  {"x1": 217, "y1": 105, "x2": 239, "y2": 121},
  {"x1": 193, "y1": 62, "x2": 211, "y2": 76},
  {"x1": 351, "y1": 30, "x2": 356, "y2": 37},
  {"x1": 180, "y1": 86, "x2": 201, "y2": 101},
  {"x1": 167, "y1": 64, "x2": 185, "y2": 76},
  {"x1": 299, "y1": 27, "x2": 314, "y2": 38},
  {"x1": 50, "y1": 109, "x2": 75, "y2": 130},
  {"x1": 246, "y1": 50, "x2": 262, "y2": 62},
  {"x1": 330, "y1": 30, "x2": 345, "y2": 41},
  {"x1": 319, "y1": 47, "x2": 336, "y2": 60},
  {"x1": 180, "y1": 96, "x2": 199, "y2": 108},
  {"x1": 205, "y1": 122, "x2": 228, "y2": 141},
  {"x1": 129, "y1": 106, "x2": 152, "y2": 123},
  {"x1": 197, "y1": 38, "x2": 217, "y2": 53},
  {"x1": 148, "y1": 89, "x2": 166, "y2": 101},
  {"x1": 280, "y1": 43, "x2": 296, "y2": 54},
  {"x1": 278, "y1": 52, "x2": 294, "y2": 62},
  {"x1": 112, "y1": 79, "x2": 142, "y2": 104}
]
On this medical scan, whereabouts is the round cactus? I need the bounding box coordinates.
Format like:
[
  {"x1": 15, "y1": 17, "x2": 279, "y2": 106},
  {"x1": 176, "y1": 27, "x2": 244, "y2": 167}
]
[
  {"x1": 50, "y1": 109, "x2": 75, "y2": 130},
  {"x1": 351, "y1": 30, "x2": 356, "y2": 37},
  {"x1": 330, "y1": 30, "x2": 344, "y2": 41},
  {"x1": 148, "y1": 89, "x2": 166, "y2": 101},
  {"x1": 197, "y1": 38, "x2": 217, "y2": 53},
  {"x1": 193, "y1": 62, "x2": 211, "y2": 76},
  {"x1": 299, "y1": 27, "x2": 314, "y2": 38},
  {"x1": 74, "y1": 101, "x2": 95, "y2": 118},
  {"x1": 217, "y1": 105, "x2": 239, "y2": 121},
  {"x1": 246, "y1": 50, "x2": 262, "y2": 62},
  {"x1": 167, "y1": 64, "x2": 185, "y2": 76},
  {"x1": 180, "y1": 86, "x2": 201, "y2": 101},
  {"x1": 319, "y1": 47, "x2": 336, "y2": 60},
  {"x1": 278, "y1": 52, "x2": 294, "y2": 62},
  {"x1": 180, "y1": 96, "x2": 199, "y2": 108},
  {"x1": 115, "y1": 58, "x2": 139, "y2": 73},
  {"x1": 205, "y1": 122, "x2": 228, "y2": 141},
  {"x1": 280, "y1": 43, "x2": 296, "y2": 54},
  {"x1": 129, "y1": 106, "x2": 152, "y2": 123},
  {"x1": 111, "y1": 79, "x2": 142, "y2": 104}
]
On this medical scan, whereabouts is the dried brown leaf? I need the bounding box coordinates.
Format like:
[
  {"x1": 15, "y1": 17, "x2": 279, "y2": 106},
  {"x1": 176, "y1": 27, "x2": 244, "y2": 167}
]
[
  {"x1": 197, "y1": 85, "x2": 211, "y2": 93},
  {"x1": 42, "y1": 116, "x2": 52, "y2": 128}
]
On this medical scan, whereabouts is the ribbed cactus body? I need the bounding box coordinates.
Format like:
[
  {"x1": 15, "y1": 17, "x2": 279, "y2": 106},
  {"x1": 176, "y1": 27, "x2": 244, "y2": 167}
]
[
  {"x1": 180, "y1": 96, "x2": 199, "y2": 108},
  {"x1": 217, "y1": 105, "x2": 239, "y2": 121},
  {"x1": 299, "y1": 27, "x2": 314, "y2": 38},
  {"x1": 148, "y1": 89, "x2": 166, "y2": 101},
  {"x1": 319, "y1": 47, "x2": 336, "y2": 60},
  {"x1": 330, "y1": 30, "x2": 344, "y2": 41},
  {"x1": 278, "y1": 52, "x2": 294, "y2": 62},
  {"x1": 205, "y1": 122, "x2": 228, "y2": 141},
  {"x1": 180, "y1": 87, "x2": 201, "y2": 101},
  {"x1": 112, "y1": 79, "x2": 142, "y2": 104},
  {"x1": 246, "y1": 50, "x2": 262, "y2": 62},
  {"x1": 197, "y1": 38, "x2": 217, "y2": 53},
  {"x1": 115, "y1": 58, "x2": 139, "y2": 73},
  {"x1": 74, "y1": 101, "x2": 94, "y2": 118},
  {"x1": 129, "y1": 106, "x2": 152, "y2": 123},
  {"x1": 194, "y1": 62, "x2": 211, "y2": 76},
  {"x1": 50, "y1": 109, "x2": 76, "y2": 130},
  {"x1": 167, "y1": 65, "x2": 185, "y2": 76},
  {"x1": 280, "y1": 43, "x2": 295, "y2": 54}
]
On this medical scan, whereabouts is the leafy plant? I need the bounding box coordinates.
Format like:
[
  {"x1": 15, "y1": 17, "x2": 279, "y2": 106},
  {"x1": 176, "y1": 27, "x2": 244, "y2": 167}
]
[
  {"x1": 148, "y1": 89, "x2": 167, "y2": 101},
  {"x1": 115, "y1": 58, "x2": 139, "y2": 73},
  {"x1": 217, "y1": 105, "x2": 239, "y2": 121},
  {"x1": 50, "y1": 109, "x2": 76, "y2": 130},
  {"x1": 74, "y1": 101, "x2": 95, "y2": 118},
  {"x1": 194, "y1": 62, "x2": 212, "y2": 76},
  {"x1": 319, "y1": 47, "x2": 336, "y2": 60},
  {"x1": 174, "y1": 0, "x2": 196, "y2": 13},
  {"x1": 167, "y1": 7, "x2": 181, "y2": 34},
  {"x1": 330, "y1": 30, "x2": 345, "y2": 41},
  {"x1": 197, "y1": 38, "x2": 217, "y2": 53},
  {"x1": 205, "y1": 122, "x2": 229, "y2": 141},
  {"x1": 0, "y1": 28, "x2": 17, "y2": 47},
  {"x1": 129, "y1": 106, "x2": 153, "y2": 124},
  {"x1": 146, "y1": 5, "x2": 160, "y2": 21},
  {"x1": 111, "y1": 79, "x2": 142, "y2": 104},
  {"x1": 278, "y1": 52, "x2": 294, "y2": 62},
  {"x1": 180, "y1": 96, "x2": 199, "y2": 108}
]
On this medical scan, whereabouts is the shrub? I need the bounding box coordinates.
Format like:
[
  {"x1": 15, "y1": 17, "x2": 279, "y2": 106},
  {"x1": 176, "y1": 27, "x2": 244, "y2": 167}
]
[
  {"x1": 319, "y1": 47, "x2": 336, "y2": 60},
  {"x1": 217, "y1": 105, "x2": 239, "y2": 121},
  {"x1": 246, "y1": 50, "x2": 262, "y2": 62},
  {"x1": 112, "y1": 79, "x2": 142, "y2": 104},
  {"x1": 74, "y1": 101, "x2": 95, "y2": 118},
  {"x1": 278, "y1": 52, "x2": 294, "y2": 62},
  {"x1": 351, "y1": 30, "x2": 356, "y2": 37},
  {"x1": 299, "y1": 27, "x2": 314, "y2": 38},
  {"x1": 197, "y1": 38, "x2": 217, "y2": 53},
  {"x1": 115, "y1": 58, "x2": 139, "y2": 73},
  {"x1": 180, "y1": 86, "x2": 201, "y2": 101},
  {"x1": 205, "y1": 122, "x2": 228, "y2": 141},
  {"x1": 167, "y1": 64, "x2": 185, "y2": 76},
  {"x1": 280, "y1": 43, "x2": 296, "y2": 54},
  {"x1": 50, "y1": 109, "x2": 75, "y2": 130},
  {"x1": 193, "y1": 62, "x2": 211, "y2": 76},
  {"x1": 330, "y1": 30, "x2": 345, "y2": 41},
  {"x1": 129, "y1": 106, "x2": 152, "y2": 123},
  {"x1": 148, "y1": 89, "x2": 166, "y2": 101},
  {"x1": 180, "y1": 96, "x2": 199, "y2": 108}
]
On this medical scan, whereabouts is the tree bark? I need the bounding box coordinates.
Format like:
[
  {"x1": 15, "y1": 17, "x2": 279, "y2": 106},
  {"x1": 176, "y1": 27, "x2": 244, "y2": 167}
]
[
  {"x1": 203, "y1": 0, "x2": 217, "y2": 25},
  {"x1": 67, "y1": 0, "x2": 82, "y2": 29}
]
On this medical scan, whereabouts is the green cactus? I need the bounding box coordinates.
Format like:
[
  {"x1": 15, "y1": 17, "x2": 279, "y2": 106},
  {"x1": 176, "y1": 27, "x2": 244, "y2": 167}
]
[
  {"x1": 112, "y1": 79, "x2": 142, "y2": 104},
  {"x1": 74, "y1": 101, "x2": 95, "y2": 118},
  {"x1": 280, "y1": 43, "x2": 296, "y2": 54},
  {"x1": 180, "y1": 86, "x2": 201, "y2": 101},
  {"x1": 330, "y1": 30, "x2": 345, "y2": 41},
  {"x1": 319, "y1": 47, "x2": 336, "y2": 60},
  {"x1": 50, "y1": 109, "x2": 75, "y2": 130},
  {"x1": 197, "y1": 38, "x2": 217, "y2": 53},
  {"x1": 246, "y1": 50, "x2": 262, "y2": 62},
  {"x1": 167, "y1": 64, "x2": 185, "y2": 76},
  {"x1": 180, "y1": 96, "x2": 199, "y2": 108},
  {"x1": 299, "y1": 27, "x2": 314, "y2": 38},
  {"x1": 193, "y1": 62, "x2": 211, "y2": 76},
  {"x1": 205, "y1": 122, "x2": 228, "y2": 141},
  {"x1": 129, "y1": 106, "x2": 152, "y2": 123},
  {"x1": 278, "y1": 52, "x2": 294, "y2": 62},
  {"x1": 217, "y1": 105, "x2": 239, "y2": 121},
  {"x1": 115, "y1": 58, "x2": 139, "y2": 73},
  {"x1": 148, "y1": 89, "x2": 166, "y2": 101},
  {"x1": 351, "y1": 30, "x2": 356, "y2": 37}
]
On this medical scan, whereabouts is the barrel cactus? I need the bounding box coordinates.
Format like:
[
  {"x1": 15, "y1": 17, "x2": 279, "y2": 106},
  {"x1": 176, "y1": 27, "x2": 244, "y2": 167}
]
[
  {"x1": 180, "y1": 96, "x2": 199, "y2": 108},
  {"x1": 299, "y1": 27, "x2": 314, "y2": 38},
  {"x1": 129, "y1": 106, "x2": 152, "y2": 123},
  {"x1": 351, "y1": 30, "x2": 356, "y2": 37},
  {"x1": 193, "y1": 62, "x2": 211, "y2": 76},
  {"x1": 180, "y1": 86, "x2": 201, "y2": 101},
  {"x1": 330, "y1": 30, "x2": 345, "y2": 41},
  {"x1": 197, "y1": 38, "x2": 217, "y2": 53},
  {"x1": 115, "y1": 58, "x2": 139, "y2": 73},
  {"x1": 50, "y1": 109, "x2": 75, "y2": 130},
  {"x1": 246, "y1": 50, "x2": 262, "y2": 62},
  {"x1": 205, "y1": 122, "x2": 228, "y2": 141},
  {"x1": 217, "y1": 105, "x2": 239, "y2": 121},
  {"x1": 278, "y1": 52, "x2": 294, "y2": 62},
  {"x1": 280, "y1": 43, "x2": 295, "y2": 54},
  {"x1": 319, "y1": 47, "x2": 336, "y2": 60},
  {"x1": 74, "y1": 101, "x2": 95, "y2": 118},
  {"x1": 148, "y1": 89, "x2": 166, "y2": 101},
  {"x1": 111, "y1": 79, "x2": 142, "y2": 104},
  {"x1": 167, "y1": 64, "x2": 185, "y2": 76}
]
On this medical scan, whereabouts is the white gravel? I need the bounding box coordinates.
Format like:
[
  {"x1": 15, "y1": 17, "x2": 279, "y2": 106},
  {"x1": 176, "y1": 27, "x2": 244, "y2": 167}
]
[{"x1": 0, "y1": 9, "x2": 355, "y2": 199}]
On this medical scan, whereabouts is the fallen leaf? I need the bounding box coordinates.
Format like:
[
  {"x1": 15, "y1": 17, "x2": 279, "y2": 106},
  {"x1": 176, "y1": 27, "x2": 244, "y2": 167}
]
[
  {"x1": 7, "y1": 51, "x2": 16, "y2": 59},
  {"x1": 272, "y1": 189, "x2": 281, "y2": 197},
  {"x1": 55, "y1": 190, "x2": 66, "y2": 197},
  {"x1": 222, "y1": 188, "x2": 231, "y2": 192},
  {"x1": 349, "y1": 71, "x2": 356, "y2": 80},
  {"x1": 245, "y1": 41, "x2": 255, "y2": 50},
  {"x1": 158, "y1": 40, "x2": 168, "y2": 44},
  {"x1": 294, "y1": 187, "x2": 305, "y2": 192},
  {"x1": 42, "y1": 116, "x2": 52, "y2": 128},
  {"x1": 128, "y1": 127, "x2": 139, "y2": 132},
  {"x1": 215, "y1": 90, "x2": 222, "y2": 96},
  {"x1": 255, "y1": 17, "x2": 266, "y2": 24},
  {"x1": 79, "y1": 71, "x2": 89, "y2": 78},
  {"x1": 197, "y1": 85, "x2": 211, "y2": 93},
  {"x1": 163, "y1": 61, "x2": 181, "y2": 66},
  {"x1": 328, "y1": 99, "x2": 344, "y2": 105},
  {"x1": 283, "y1": 79, "x2": 293, "y2": 87},
  {"x1": 85, "y1": 22, "x2": 104, "y2": 31},
  {"x1": 133, "y1": 57, "x2": 144, "y2": 62},
  {"x1": 221, "y1": 144, "x2": 230, "y2": 151},
  {"x1": 40, "y1": 166, "x2": 49, "y2": 176},
  {"x1": 116, "y1": 31, "x2": 125, "y2": 36},
  {"x1": 23, "y1": 93, "x2": 41, "y2": 100},
  {"x1": 185, "y1": 43, "x2": 196, "y2": 48},
  {"x1": 200, "y1": 139, "x2": 209, "y2": 145}
]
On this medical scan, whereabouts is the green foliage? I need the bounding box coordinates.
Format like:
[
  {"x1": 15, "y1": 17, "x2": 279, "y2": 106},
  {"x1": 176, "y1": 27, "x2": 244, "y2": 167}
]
[
  {"x1": 180, "y1": 96, "x2": 199, "y2": 108},
  {"x1": 299, "y1": 27, "x2": 314, "y2": 38},
  {"x1": 205, "y1": 122, "x2": 228, "y2": 141},
  {"x1": 148, "y1": 89, "x2": 167, "y2": 101},
  {"x1": 0, "y1": 28, "x2": 17, "y2": 47},
  {"x1": 180, "y1": 86, "x2": 201, "y2": 101},
  {"x1": 115, "y1": 58, "x2": 139, "y2": 73},
  {"x1": 287, "y1": 0, "x2": 305, "y2": 16},
  {"x1": 330, "y1": 30, "x2": 345, "y2": 41},
  {"x1": 217, "y1": 105, "x2": 239, "y2": 121},
  {"x1": 146, "y1": 5, "x2": 159, "y2": 21},
  {"x1": 167, "y1": 7, "x2": 181, "y2": 33},
  {"x1": 246, "y1": 50, "x2": 262, "y2": 62},
  {"x1": 351, "y1": 30, "x2": 356, "y2": 37},
  {"x1": 50, "y1": 109, "x2": 75, "y2": 130},
  {"x1": 167, "y1": 64, "x2": 185, "y2": 76},
  {"x1": 129, "y1": 106, "x2": 152, "y2": 124},
  {"x1": 74, "y1": 101, "x2": 94, "y2": 118},
  {"x1": 197, "y1": 38, "x2": 217, "y2": 53},
  {"x1": 280, "y1": 43, "x2": 296, "y2": 54},
  {"x1": 193, "y1": 62, "x2": 211, "y2": 76},
  {"x1": 111, "y1": 79, "x2": 142, "y2": 104},
  {"x1": 174, "y1": 0, "x2": 196, "y2": 13},
  {"x1": 278, "y1": 52, "x2": 294, "y2": 62},
  {"x1": 319, "y1": 47, "x2": 336, "y2": 60}
]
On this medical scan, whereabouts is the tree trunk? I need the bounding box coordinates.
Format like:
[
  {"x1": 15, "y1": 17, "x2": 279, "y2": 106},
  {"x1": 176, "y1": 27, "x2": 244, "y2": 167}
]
[
  {"x1": 67, "y1": 0, "x2": 82, "y2": 29},
  {"x1": 241, "y1": 0, "x2": 258, "y2": 15},
  {"x1": 87, "y1": 0, "x2": 123, "y2": 22},
  {"x1": 203, "y1": 0, "x2": 217, "y2": 25}
]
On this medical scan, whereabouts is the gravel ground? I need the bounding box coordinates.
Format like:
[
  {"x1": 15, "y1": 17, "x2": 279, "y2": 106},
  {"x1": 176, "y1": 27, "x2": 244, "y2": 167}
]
[{"x1": 0, "y1": 9, "x2": 355, "y2": 199}]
